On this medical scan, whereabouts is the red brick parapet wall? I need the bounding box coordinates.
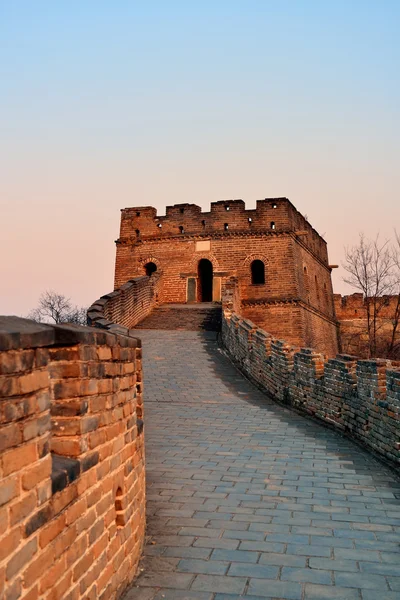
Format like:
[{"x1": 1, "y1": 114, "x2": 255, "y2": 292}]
[
  {"x1": 221, "y1": 280, "x2": 400, "y2": 467},
  {"x1": 88, "y1": 273, "x2": 161, "y2": 334},
  {"x1": 0, "y1": 317, "x2": 145, "y2": 600}
]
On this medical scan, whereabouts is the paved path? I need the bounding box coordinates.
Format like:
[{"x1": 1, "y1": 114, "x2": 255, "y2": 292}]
[{"x1": 125, "y1": 331, "x2": 400, "y2": 600}]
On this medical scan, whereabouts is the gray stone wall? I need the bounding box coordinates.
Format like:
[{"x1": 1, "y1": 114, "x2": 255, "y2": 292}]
[{"x1": 221, "y1": 311, "x2": 400, "y2": 466}]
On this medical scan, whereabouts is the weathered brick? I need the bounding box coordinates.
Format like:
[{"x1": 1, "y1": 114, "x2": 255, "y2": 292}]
[
  {"x1": 0, "y1": 528, "x2": 21, "y2": 562},
  {"x1": 23, "y1": 413, "x2": 51, "y2": 441},
  {"x1": 0, "y1": 423, "x2": 21, "y2": 452},
  {"x1": 73, "y1": 550, "x2": 94, "y2": 582},
  {"x1": 25, "y1": 505, "x2": 53, "y2": 537},
  {"x1": 3, "y1": 442, "x2": 38, "y2": 476},
  {"x1": 9, "y1": 491, "x2": 37, "y2": 526},
  {"x1": 18, "y1": 370, "x2": 49, "y2": 395},
  {"x1": 88, "y1": 519, "x2": 105, "y2": 545},
  {"x1": 22, "y1": 455, "x2": 51, "y2": 490},
  {"x1": 66, "y1": 533, "x2": 88, "y2": 568},
  {"x1": 39, "y1": 556, "x2": 66, "y2": 594},
  {"x1": 0, "y1": 475, "x2": 19, "y2": 507},
  {"x1": 39, "y1": 513, "x2": 66, "y2": 548},
  {"x1": 6, "y1": 537, "x2": 37, "y2": 580},
  {"x1": 23, "y1": 545, "x2": 54, "y2": 588}
]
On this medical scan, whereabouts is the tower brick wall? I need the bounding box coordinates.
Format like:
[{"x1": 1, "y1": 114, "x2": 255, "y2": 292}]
[{"x1": 114, "y1": 198, "x2": 339, "y2": 356}]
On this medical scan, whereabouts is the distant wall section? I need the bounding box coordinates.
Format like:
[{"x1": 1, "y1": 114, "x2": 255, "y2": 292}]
[
  {"x1": 335, "y1": 293, "x2": 400, "y2": 358},
  {"x1": 221, "y1": 290, "x2": 400, "y2": 467}
]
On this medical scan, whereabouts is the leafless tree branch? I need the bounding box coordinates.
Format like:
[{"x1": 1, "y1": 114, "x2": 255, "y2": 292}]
[{"x1": 27, "y1": 291, "x2": 87, "y2": 326}]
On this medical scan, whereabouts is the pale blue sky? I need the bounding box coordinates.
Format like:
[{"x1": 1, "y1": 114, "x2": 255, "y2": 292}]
[{"x1": 1, "y1": 1, "x2": 399, "y2": 314}]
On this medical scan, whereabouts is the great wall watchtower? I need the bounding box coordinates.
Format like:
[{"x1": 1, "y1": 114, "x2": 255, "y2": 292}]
[{"x1": 114, "y1": 198, "x2": 339, "y2": 356}]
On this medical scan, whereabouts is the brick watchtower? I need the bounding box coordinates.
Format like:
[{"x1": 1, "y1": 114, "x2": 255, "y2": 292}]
[{"x1": 114, "y1": 198, "x2": 339, "y2": 356}]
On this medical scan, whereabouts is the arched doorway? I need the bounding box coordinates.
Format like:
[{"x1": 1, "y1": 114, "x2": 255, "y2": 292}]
[
  {"x1": 144, "y1": 262, "x2": 157, "y2": 276},
  {"x1": 198, "y1": 259, "x2": 213, "y2": 302}
]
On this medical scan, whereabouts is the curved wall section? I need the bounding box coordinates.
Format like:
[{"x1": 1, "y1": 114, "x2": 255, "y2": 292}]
[
  {"x1": 221, "y1": 279, "x2": 400, "y2": 467},
  {"x1": 0, "y1": 317, "x2": 145, "y2": 600},
  {"x1": 88, "y1": 272, "x2": 161, "y2": 334}
]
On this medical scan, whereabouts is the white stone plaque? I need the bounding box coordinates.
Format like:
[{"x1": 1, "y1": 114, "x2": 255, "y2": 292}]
[{"x1": 195, "y1": 240, "x2": 211, "y2": 252}]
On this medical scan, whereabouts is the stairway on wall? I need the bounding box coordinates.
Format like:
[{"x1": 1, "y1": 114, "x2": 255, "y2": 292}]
[{"x1": 135, "y1": 303, "x2": 222, "y2": 331}]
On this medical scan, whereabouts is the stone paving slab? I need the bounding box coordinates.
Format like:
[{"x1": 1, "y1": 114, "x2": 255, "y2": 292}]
[{"x1": 123, "y1": 330, "x2": 400, "y2": 599}]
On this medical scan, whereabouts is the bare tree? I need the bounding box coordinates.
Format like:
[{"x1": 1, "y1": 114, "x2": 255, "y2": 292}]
[
  {"x1": 387, "y1": 231, "x2": 400, "y2": 357},
  {"x1": 27, "y1": 291, "x2": 87, "y2": 326},
  {"x1": 342, "y1": 234, "x2": 396, "y2": 358}
]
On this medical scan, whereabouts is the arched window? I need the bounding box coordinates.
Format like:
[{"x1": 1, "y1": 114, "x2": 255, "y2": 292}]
[
  {"x1": 144, "y1": 262, "x2": 157, "y2": 276},
  {"x1": 251, "y1": 260, "x2": 265, "y2": 285}
]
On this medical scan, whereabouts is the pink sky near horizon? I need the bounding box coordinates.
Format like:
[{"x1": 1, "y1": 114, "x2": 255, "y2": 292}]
[
  {"x1": 2, "y1": 149, "x2": 399, "y2": 317},
  {"x1": 1, "y1": 2, "x2": 399, "y2": 317}
]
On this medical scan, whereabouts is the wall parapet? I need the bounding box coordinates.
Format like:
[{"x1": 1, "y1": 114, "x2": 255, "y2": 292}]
[
  {"x1": 88, "y1": 272, "x2": 161, "y2": 333},
  {"x1": 0, "y1": 316, "x2": 145, "y2": 600},
  {"x1": 118, "y1": 198, "x2": 329, "y2": 265},
  {"x1": 221, "y1": 308, "x2": 400, "y2": 467}
]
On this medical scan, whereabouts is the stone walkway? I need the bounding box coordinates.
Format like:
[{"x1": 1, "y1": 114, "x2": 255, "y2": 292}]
[{"x1": 125, "y1": 331, "x2": 400, "y2": 600}]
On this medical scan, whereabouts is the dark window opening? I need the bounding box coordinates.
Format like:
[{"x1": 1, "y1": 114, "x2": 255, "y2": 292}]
[
  {"x1": 224, "y1": 223, "x2": 229, "y2": 230},
  {"x1": 135, "y1": 229, "x2": 140, "y2": 237},
  {"x1": 270, "y1": 222, "x2": 276, "y2": 230},
  {"x1": 144, "y1": 262, "x2": 157, "y2": 276},
  {"x1": 180, "y1": 207, "x2": 185, "y2": 214},
  {"x1": 251, "y1": 260, "x2": 265, "y2": 285},
  {"x1": 179, "y1": 226, "x2": 184, "y2": 234},
  {"x1": 115, "y1": 487, "x2": 124, "y2": 527},
  {"x1": 202, "y1": 219, "x2": 206, "y2": 228},
  {"x1": 198, "y1": 259, "x2": 213, "y2": 302},
  {"x1": 136, "y1": 211, "x2": 141, "y2": 216}
]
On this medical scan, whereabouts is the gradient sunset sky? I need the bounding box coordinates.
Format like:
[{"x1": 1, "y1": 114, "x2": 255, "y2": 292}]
[{"x1": 1, "y1": 1, "x2": 399, "y2": 316}]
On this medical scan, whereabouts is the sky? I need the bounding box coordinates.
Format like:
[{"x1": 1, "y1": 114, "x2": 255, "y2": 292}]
[{"x1": 1, "y1": 1, "x2": 399, "y2": 316}]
